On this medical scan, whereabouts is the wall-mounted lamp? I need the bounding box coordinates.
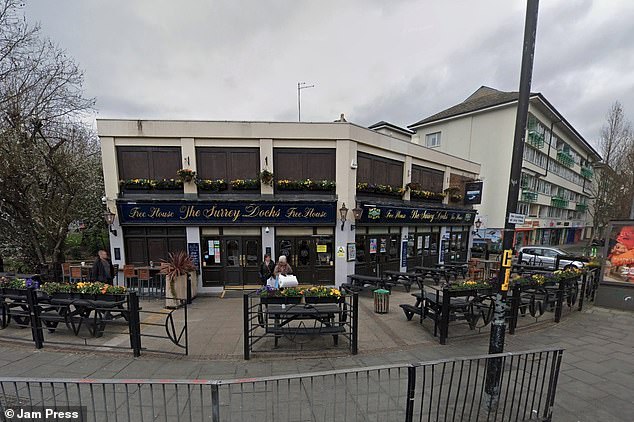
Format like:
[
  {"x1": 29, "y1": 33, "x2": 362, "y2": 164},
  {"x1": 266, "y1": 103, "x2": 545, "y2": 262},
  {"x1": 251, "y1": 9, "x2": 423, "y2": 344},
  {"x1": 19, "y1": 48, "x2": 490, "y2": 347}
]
[
  {"x1": 265, "y1": 156, "x2": 269, "y2": 166},
  {"x1": 103, "y1": 210, "x2": 118, "y2": 237},
  {"x1": 351, "y1": 206, "x2": 363, "y2": 231},
  {"x1": 350, "y1": 160, "x2": 358, "y2": 169},
  {"x1": 339, "y1": 203, "x2": 349, "y2": 231},
  {"x1": 472, "y1": 218, "x2": 482, "y2": 237},
  {"x1": 264, "y1": 226, "x2": 270, "y2": 234}
]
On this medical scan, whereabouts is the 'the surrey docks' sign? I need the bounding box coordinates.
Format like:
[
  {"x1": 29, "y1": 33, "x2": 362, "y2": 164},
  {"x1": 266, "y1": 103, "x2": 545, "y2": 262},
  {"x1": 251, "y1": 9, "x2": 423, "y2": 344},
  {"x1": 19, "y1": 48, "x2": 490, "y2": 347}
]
[{"x1": 117, "y1": 201, "x2": 336, "y2": 226}]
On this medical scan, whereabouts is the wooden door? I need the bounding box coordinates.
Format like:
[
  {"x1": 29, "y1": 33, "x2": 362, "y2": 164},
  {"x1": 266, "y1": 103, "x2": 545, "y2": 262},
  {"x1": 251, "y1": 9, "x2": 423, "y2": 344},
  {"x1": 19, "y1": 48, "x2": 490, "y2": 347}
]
[
  {"x1": 242, "y1": 237, "x2": 261, "y2": 285},
  {"x1": 314, "y1": 236, "x2": 335, "y2": 284},
  {"x1": 224, "y1": 238, "x2": 242, "y2": 287}
]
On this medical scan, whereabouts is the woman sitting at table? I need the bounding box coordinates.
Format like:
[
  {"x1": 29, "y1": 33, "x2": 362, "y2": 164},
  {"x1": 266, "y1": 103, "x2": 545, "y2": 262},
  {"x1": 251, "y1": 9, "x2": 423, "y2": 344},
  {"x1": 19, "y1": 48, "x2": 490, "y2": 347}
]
[{"x1": 273, "y1": 255, "x2": 293, "y2": 278}]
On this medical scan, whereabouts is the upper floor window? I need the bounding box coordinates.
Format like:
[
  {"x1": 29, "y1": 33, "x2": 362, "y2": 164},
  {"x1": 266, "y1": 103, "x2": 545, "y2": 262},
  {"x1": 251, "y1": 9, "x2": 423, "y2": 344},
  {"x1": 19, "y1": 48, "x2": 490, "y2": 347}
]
[
  {"x1": 196, "y1": 147, "x2": 260, "y2": 192},
  {"x1": 357, "y1": 152, "x2": 403, "y2": 189},
  {"x1": 117, "y1": 146, "x2": 183, "y2": 193},
  {"x1": 425, "y1": 132, "x2": 441, "y2": 148}
]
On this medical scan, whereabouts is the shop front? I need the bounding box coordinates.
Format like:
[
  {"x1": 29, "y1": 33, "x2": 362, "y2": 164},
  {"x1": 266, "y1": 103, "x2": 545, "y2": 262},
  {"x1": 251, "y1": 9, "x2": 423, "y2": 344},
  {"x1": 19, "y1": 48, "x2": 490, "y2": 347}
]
[
  {"x1": 354, "y1": 203, "x2": 476, "y2": 275},
  {"x1": 117, "y1": 200, "x2": 337, "y2": 288}
]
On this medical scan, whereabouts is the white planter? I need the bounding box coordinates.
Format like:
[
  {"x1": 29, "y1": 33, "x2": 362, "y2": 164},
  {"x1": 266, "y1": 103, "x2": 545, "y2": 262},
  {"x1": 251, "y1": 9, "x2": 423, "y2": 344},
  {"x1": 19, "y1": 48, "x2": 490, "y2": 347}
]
[{"x1": 165, "y1": 271, "x2": 197, "y2": 308}]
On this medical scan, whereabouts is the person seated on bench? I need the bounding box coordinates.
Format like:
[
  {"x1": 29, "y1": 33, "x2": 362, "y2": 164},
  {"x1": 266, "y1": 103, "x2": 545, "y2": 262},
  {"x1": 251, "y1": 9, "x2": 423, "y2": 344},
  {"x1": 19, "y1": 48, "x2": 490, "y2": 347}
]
[{"x1": 273, "y1": 255, "x2": 293, "y2": 278}]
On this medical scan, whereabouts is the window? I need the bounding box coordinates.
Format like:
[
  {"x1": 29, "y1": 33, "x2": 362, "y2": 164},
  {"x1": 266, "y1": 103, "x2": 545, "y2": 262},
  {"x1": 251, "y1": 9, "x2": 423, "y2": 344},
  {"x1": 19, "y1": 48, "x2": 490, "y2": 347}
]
[
  {"x1": 425, "y1": 132, "x2": 441, "y2": 148},
  {"x1": 117, "y1": 146, "x2": 182, "y2": 181},
  {"x1": 357, "y1": 152, "x2": 404, "y2": 188},
  {"x1": 411, "y1": 165, "x2": 444, "y2": 193},
  {"x1": 273, "y1": 148, "x2": 335, "y2": 182},
  {"x1": 517, "y1": 202, "x2": 530, "y2": 215}
]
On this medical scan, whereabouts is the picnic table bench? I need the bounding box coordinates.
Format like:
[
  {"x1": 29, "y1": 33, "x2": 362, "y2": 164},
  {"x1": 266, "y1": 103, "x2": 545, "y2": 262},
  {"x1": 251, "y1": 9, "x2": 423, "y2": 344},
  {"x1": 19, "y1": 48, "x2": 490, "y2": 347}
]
[
  {"x1": 435, "y1": 263, "x2": 468, "y2": 279},
  {"x1": 265, "y1": 303, "x2": 346, "y2": 347},
  {"x1": 382, "y1": 271, "x2": 422, "y2": 292},
  {"x1": 413, "y1": 266, "x2": 450, "y2": 284},
  {"x1": 400, "y1": 285, "x2": 494, "y2": 344},
  {"x1": 342, "y1": 274, "x2": 392, "y2": 293}
]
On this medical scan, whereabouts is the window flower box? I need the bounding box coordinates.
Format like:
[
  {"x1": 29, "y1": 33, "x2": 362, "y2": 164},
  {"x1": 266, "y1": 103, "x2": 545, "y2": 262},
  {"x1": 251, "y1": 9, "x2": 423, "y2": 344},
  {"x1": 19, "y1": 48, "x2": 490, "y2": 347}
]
[
  {"x1": 195, "y1": 179, "x2": 228, "y2": 192},
  {"x1": 277, "y1": 179, "x2": 336, "y2": 192},
  {"x1": 230, "y1": 179, "x2": 260, "y2": 190},
  {"x1": 356, "y1": 183, "x2": 405, "y2": 197}
]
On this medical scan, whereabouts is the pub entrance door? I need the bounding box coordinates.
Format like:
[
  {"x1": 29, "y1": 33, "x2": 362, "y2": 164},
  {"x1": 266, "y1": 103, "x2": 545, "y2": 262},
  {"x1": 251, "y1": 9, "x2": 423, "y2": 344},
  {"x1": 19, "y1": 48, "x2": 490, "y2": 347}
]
[
  {"x1": 275, "y1": 236, "x2": 334, "y2": 285},
  {"x1": 201, "y1": 236, "x2": 261, "y2": 288},
  {"x1": 406, "y1": 231, "x2": 440, "y2": 270}
]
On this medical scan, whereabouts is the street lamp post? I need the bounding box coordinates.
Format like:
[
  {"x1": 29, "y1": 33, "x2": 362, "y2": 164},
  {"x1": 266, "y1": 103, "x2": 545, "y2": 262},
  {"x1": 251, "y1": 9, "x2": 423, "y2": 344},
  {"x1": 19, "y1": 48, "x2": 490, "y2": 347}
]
[{"x1": 485, "y1": 0, "x2": 540, "y2": 409}]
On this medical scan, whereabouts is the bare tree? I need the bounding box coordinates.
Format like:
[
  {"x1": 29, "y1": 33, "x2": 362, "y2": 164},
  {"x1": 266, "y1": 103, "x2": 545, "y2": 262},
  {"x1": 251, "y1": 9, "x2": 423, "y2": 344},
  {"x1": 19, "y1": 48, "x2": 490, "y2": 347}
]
[
  {"x1": 590, "y1": 102, "x2": 633, "y2": 236},
  {"x1": 0, "y1": 0, "x2": 101, "y2": 277}
]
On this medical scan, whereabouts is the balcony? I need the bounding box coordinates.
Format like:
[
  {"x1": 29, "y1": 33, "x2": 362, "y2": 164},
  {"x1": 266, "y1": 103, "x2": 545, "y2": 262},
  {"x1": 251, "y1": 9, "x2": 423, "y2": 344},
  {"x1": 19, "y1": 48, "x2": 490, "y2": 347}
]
[
  {"x1": 551, "y1": 196, "x2": 569, "y2": 209},
  {"x1": 576, "y1": 203, "x2": 588, "y2": 212},
  {"x1": 527, "y1": 130, "x2": 545, "y2": 149},
  {"x1": 557, "y1": 150, "x2": 574, "y2": 167},
  {"x1": 581, "y1": 166, "x2": 593, "y2": 179},
  {"x1": 522, "y1": 191, "x2": 538, "y2": 203}
]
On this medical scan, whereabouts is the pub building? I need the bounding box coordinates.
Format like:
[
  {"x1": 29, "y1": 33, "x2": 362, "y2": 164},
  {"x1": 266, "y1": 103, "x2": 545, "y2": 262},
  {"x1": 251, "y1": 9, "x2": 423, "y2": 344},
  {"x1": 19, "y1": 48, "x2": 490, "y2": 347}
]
[{"x1": 98, "y1": 119, "x2": 480, "y2": 293}]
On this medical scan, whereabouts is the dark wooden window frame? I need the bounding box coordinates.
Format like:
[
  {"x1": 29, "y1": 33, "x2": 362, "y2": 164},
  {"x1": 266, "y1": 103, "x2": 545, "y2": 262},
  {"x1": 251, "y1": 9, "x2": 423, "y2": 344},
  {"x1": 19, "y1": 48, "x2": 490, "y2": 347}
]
[
  {"x1": 357, "y1": 152, "x2": 404, "y2": 188},
  {"x1": 196, "y1": 147, "x2": 261, "y2": 192},
  {"x1": 117, "y1": 146, "x2": 182, "y2": 181}
]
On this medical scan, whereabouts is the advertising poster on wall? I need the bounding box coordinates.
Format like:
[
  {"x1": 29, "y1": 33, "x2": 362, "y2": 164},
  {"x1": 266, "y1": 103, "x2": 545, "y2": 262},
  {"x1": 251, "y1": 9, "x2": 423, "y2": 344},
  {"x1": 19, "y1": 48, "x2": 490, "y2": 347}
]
[
  {"x1": 380, "y1": 238, "x2": 387, "y2": 253},
  {"x1": 603, "y1": 222, "x2": 634, "y2": 285},
  {"x1": 370, "y1": 238, "x2": 377, "y2": 254}
]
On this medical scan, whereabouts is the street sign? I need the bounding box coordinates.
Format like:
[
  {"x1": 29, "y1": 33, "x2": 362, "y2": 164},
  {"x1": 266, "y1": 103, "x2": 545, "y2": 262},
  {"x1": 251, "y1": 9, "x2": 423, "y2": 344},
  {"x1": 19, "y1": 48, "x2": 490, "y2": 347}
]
[{"x1": 508, "y1": 213, "x2": 526, "y2": 224}]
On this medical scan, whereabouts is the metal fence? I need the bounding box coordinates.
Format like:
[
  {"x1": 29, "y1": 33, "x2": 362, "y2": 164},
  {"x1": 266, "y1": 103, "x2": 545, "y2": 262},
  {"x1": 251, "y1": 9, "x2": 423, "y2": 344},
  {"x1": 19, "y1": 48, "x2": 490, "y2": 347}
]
[
  {"x1": 0, "y1": 348, "x2": 563, "y2": 422},
  {"x1": 243, "y1": 292, "x2": 359, "y2": 359},
  {"x1": 0, "y1": 290, "x2": 188, "y2": 356}
]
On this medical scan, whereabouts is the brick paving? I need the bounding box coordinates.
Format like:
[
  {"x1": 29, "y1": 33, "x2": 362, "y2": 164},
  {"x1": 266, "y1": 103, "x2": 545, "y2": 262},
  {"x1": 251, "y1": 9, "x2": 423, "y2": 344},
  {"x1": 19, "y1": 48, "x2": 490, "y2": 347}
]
[{"x1": 0, "y1": 290, "x2": 632, "y2": 421}]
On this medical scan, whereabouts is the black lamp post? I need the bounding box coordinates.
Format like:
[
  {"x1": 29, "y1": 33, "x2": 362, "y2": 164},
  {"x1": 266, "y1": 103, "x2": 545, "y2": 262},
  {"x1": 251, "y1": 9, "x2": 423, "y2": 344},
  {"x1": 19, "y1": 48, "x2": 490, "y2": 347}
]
[
  {"x1": 103, "y1": 210, "x2": 118, "y2": 237},
  {"x1": 339, "y1": 203, "x2": 349, "y2": 231}
]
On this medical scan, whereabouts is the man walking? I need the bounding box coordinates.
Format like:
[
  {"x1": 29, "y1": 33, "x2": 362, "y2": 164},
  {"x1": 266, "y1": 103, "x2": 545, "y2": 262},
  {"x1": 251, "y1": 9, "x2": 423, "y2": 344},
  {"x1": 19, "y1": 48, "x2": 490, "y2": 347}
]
[{"x1": 91, "y1": 249, "x2": 115, "y2": 284}]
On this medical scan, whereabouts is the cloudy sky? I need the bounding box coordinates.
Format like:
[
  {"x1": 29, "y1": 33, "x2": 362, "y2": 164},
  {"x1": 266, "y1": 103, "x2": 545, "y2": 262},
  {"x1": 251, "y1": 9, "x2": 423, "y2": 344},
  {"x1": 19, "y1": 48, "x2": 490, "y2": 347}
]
[{"x1": 24, "y1": 0, "x2": 634, "y2": 145}]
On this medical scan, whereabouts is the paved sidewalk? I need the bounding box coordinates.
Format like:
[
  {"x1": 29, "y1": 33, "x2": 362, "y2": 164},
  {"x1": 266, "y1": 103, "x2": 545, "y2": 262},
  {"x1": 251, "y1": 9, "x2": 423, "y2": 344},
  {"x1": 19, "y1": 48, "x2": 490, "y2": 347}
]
[{"x1": 0, "y1": 302, "x2": 632, "y2": 421}]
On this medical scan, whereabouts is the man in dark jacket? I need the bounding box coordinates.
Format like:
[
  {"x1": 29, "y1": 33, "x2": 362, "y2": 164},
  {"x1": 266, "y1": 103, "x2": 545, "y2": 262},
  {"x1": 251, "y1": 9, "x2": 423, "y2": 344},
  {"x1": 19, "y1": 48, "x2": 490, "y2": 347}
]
[{"x1": 91, "y1": 250, "x2": 115, "y2": 283}]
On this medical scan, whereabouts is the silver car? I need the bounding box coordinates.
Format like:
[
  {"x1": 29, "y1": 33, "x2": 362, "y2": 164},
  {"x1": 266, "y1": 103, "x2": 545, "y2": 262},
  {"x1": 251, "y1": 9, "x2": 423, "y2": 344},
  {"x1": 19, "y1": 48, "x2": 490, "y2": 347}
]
[{"x1": 517, "y1": 246, "x2": 585, "y2": 269}]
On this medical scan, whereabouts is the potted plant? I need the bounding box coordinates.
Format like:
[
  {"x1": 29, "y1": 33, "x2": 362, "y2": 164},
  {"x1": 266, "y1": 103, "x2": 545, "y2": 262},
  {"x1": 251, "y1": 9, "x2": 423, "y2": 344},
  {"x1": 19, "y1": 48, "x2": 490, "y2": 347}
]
[
  {"x1": 302, "y1": 286, "x2": 342, "y2": 303},
  {"x1": 259, "y1": 169, "x2": 274, "y2": 186},
  {"x1": 177, "y1": 168, "x2": 196, "y2": 183},
  {"x1": 161, "y1": 251, "x2": 197, "y2": 308}
]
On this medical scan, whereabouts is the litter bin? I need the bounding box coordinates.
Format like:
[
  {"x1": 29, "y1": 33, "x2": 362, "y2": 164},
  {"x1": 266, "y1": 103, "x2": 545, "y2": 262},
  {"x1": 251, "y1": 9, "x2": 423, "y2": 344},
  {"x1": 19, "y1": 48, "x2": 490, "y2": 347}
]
[{"x1": 373, "y1": 289, "x2": 390, "y2": 314}]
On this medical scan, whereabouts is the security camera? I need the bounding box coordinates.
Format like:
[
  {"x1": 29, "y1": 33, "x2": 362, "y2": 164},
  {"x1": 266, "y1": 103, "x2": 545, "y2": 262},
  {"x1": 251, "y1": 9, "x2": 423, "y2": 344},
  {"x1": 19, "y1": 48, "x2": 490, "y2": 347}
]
[
  {"x1": 265, "y1": 227, "x2": 270, "y2": 234},
  {"x1": 101, "y1": 196, "x2": 107, "y2": 205}
]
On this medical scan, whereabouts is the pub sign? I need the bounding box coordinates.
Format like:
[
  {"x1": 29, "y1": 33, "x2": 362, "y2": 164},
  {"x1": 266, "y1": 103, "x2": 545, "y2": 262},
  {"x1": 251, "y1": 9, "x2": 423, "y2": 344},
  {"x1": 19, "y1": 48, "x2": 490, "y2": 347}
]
[
  {"x1": 117, "y1": 201, "x2": 336, "y2": 226},
  {"x1": 464, "y1": 181, "x2": 483, "y2": 205},
  {"x1": 358, "y1": 203, "x2": 476, "y2": 226}
]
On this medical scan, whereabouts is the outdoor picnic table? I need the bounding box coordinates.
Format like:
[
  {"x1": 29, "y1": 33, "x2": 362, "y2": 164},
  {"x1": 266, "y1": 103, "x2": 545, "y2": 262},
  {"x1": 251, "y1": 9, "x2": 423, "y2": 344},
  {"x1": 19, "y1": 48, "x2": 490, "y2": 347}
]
[
  {"x1": 434, "y1": 263, "x2": 468, "y2": 279},
  {"x1": 382, "y1": 271, "x2": 421, "y2": 292},
  {"x1": 265, "y1": 303, "x2": 345, "y2": 347},
  {"x1": 413, "y1": 266, "x2": 450, "y2": 284},
  {"x1": 343, "y1": 274, "x2": 392, "y2": 292}
]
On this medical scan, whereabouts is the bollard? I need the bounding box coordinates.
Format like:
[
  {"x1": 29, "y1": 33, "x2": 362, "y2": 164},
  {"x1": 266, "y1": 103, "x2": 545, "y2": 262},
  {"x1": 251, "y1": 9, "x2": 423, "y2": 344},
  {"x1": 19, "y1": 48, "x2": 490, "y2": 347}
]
[{"x1": 373, "y1": 289, "x2": 390, "y2": 314}]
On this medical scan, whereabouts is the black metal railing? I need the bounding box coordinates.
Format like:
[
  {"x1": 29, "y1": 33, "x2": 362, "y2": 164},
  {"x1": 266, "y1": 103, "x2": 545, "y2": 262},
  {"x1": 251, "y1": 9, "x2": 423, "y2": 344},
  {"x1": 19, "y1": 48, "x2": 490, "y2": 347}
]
[
  {"x1": 243, "y1": 292, "x2": 359, "y2": 359},
  {"x1": 0, "y1": 290, "x2": 188, "y2": 356},
  {"x1": 0, "y1": 348, "x2": 564, "y2": 422},
  {"x1": 404, "y1": 269, "x2": 600, "y2": 344}
]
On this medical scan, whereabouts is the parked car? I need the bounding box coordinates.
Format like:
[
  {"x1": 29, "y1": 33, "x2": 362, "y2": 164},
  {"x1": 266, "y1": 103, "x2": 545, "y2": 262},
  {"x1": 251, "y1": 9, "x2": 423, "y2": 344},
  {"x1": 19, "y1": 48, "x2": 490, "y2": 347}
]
[{"x1": 517, "y1": 246, "x2": 587, "y2": 269}]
